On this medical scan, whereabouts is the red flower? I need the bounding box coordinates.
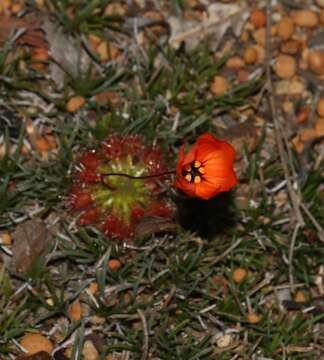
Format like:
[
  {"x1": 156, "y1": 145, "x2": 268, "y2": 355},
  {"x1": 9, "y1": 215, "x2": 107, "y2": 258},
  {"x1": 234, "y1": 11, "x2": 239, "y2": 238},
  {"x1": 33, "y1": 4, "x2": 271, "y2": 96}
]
[{"x1": 175, "y1": 133, "x2": 237, "y2": 200}]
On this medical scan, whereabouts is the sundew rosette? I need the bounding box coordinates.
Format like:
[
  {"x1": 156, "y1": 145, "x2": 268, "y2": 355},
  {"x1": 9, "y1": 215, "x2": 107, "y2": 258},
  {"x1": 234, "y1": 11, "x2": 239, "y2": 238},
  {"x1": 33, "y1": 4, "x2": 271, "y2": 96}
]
[{"x1": 69, "y1": 135, "x2": 172, "y2": 240}]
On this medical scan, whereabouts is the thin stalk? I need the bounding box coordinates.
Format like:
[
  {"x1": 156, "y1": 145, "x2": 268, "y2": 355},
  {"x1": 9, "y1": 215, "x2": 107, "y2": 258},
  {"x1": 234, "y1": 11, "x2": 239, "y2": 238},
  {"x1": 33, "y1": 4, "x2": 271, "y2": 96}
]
[{"x1": 101, "y1": 170, "x2": 175, "y2": 180}]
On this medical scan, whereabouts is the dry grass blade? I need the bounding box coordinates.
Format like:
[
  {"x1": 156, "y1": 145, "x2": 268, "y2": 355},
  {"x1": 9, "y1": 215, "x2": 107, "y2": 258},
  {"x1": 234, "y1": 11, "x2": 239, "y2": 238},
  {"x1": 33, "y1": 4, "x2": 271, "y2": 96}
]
[{"x1": 264, "y1": 3, "x2": 304, "y2": 228}]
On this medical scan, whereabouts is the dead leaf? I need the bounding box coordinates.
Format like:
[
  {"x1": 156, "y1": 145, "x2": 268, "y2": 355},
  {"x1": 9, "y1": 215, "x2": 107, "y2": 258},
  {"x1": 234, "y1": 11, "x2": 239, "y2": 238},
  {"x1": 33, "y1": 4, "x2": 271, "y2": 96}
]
[
  {"x1": 42, "y1": 19, "x2": 91, "y2": 88},
  {"x1": 16, "y1": 352, "x2": 53, "y2": 360},
  {"x1": 135, "y1": 216, "x2": 178, "y2": 238},
  {"x1": 0, "y1": 16, "x2": 46, "y2": 48},
  {"x1": 11, "y1": 219, "x2": 52, "y2": 274},
  {"x1": 217, "y1": 119, "x2": 262, "y2": 159},
  {"x1": 169, "y1": 3, "x2": 248, "y2": 50}
]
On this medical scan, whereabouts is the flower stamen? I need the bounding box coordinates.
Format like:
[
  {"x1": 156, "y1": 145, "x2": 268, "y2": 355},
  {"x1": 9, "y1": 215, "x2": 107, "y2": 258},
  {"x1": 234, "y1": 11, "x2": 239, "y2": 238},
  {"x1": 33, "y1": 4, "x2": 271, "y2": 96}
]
[{"x1": 182, "y1": 161, "x2": 205, "y2": 183}]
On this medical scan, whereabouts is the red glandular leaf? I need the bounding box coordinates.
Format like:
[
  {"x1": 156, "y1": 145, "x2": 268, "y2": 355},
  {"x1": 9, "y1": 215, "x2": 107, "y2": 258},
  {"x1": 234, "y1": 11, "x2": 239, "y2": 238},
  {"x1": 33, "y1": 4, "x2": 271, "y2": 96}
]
[
  {"x1": 77, "y1": 169, "x2": 101, "y2": 183},
  {"x1": 146, "y1": 202, "x2": 172, "y2": 218},
  {"x1": 131, "y1": 207, "x2": 145, "y2": 222},
  {"x1": 103, "y1": 213, "x2": 133, "y2": 240},
  {"x1": 70, "y1": 192, "x2": 93, "y2": 210},
  {"x1": 102, "y1": 134, "x2": 146, "y2": 160},
  {"x1": 123, "y1": 135, "x2": 145, "y2": 157},
  {"x1": 78, "y1": 207, "x2": 101, "y2": 225},
  {"x1": 79, "y1": 151, "x2": 101, "y2": 170},
  {"x1": 144, "y1": 147, "x2": 167, "y2": 175},
  {"x1": 101, "y1": 135, "x2": 124, "y2": 159}
]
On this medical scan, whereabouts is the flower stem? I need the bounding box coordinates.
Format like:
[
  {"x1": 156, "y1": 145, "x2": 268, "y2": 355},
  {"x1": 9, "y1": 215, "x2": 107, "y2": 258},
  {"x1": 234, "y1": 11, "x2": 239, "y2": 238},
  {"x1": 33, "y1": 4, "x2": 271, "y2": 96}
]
[{"x1": 101, "y1": 170, "x2": 175, "y2": 180}]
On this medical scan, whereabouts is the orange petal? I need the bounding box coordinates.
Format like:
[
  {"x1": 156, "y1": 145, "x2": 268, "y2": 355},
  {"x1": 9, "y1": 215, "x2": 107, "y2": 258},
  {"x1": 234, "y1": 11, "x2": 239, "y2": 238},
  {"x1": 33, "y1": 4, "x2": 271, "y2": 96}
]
[
  {"x1": 204, "y1": 170, "x2": 237, "y2": 192},
  {"x1": 197, "y1": 140, "x2": 235, "y2": 164},
  {"x1": 194, "y1": 181, "x2": 221, "y2": 200},
  {"x1": 204, "y1": 160, "x2": 235, "y2": 178},
  {"x1": 175, "y1": 177, "x2": 196, "y2": 197}
]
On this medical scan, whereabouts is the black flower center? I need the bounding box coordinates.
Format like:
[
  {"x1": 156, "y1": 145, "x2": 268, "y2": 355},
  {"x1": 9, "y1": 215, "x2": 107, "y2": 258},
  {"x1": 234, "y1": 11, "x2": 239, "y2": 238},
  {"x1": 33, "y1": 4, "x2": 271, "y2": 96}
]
[{"x1": 182, "y1": 161, "x2": 205, "y2": 183}]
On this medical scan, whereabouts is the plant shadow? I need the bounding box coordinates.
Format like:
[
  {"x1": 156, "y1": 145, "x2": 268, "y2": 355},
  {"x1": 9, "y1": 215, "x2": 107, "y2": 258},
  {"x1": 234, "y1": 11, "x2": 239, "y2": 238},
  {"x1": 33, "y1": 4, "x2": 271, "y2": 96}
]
[{"x1": 175, "y1": 192, "x2": 236, "y2": 239}]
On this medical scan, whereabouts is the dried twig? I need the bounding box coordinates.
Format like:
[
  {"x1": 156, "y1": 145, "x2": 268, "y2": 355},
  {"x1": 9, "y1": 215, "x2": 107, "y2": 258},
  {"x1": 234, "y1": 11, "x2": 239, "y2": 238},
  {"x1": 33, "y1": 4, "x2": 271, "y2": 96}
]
[
  {"x1": 299, "y1": 201, "x2": 324, "y2": 242},
  {"x1": 248, "y1": 272, "x2": 274, "y2": 297},
  {"x1": 0, "y1": 16, "x2": 47, "y2": 47},
  {"x1": 288, "y1": 223, "x2": 301, "y2": 291},
  {"x1": 264, "y1": 2, "x2": 308, "y2": 293},
  {"x1": 169, "y1": 6, "x2": 244, "y2": 48},
  {"x1": 138, "y1": 309, "x2": 149, "y2": 360},
  {"x1": 210, "y1": 237, "x2": 243, "y2": 265},
  {"x1": 264, "y1": 2, "x2": 304, "y2": 227},
  {"x1": 264, "y1": 4, "x2": 324, "y2": 294}
]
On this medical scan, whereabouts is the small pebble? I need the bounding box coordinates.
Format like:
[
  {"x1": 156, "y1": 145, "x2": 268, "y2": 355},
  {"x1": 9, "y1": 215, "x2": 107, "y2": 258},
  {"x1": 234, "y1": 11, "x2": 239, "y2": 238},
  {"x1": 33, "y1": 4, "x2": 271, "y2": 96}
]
[
  {"x1": 320, "y1": 9, "x2": 324, "y2": 24},
  {"x1": 308, "y1": 51, "x2": 324, "y2": 75},
  {"x1": 317, "y1": 0, "x2": 324, "y2": 7},
  {"x1": 246, "y1": 312, "x2": 261, "y2": 324},
  {"x1": 88, "y1": 282, "x2": 98, "y2": 295},
  {"x1": 280, "y1": 40, "x2": 301, "y2": 55},
  {"x1": 31, "y1": 47, "x2": 49, "y2": 71},
  {"x1": 216, "y1": 333, "x2": 233, "y2": 348},
  {"x1": 107, "y1": 259, "x2": 122, "y2": 271},
  {"x1": 105, "y1": 3, "x2": 127, "y2": 16},
  {"x1": 0, "y1": 232, "x2": 12, "y2": 245},
  {"x1": 315, "y1": 117, "x2": 324, "y2": 137},
  {"x1": 237, "y1": 69, "x2": 249, "y2": 82},
  {"x1": 68, "y1": 301, "x2": 82, "y2": 321},
  {"x1": 232, "y1": 268, "x2": 248, "y2": 283},
  {"x1": 296, "y1": 107, "x2": 310, "y2": 124},
  {"x1": 274, "y1": 54, "x2": 296, "y2": 79},
  {"x1": 46, "y1": 298, "x2": 54, "y2": 306},
  {"x1": 292, "y1": 10, "x2": 319, "y2": 27},
  {"x1": 82, "y1": 340, "x2": 99, "y2": 360},
  {"x1": 277, "y1": 17, "x2": 294, "y2": 41},
  {"x1": 316, "y1": 98, "x2": 324, "y2": 117},
  {"x1": 249, "y1": 8, "x2": 266, "y2": 28},
  {"x1": 88, "y1": 33, "x2": 101, "y2": 49},
  {"x1": 20, "y1": 333, "x2": 53, "y2": 355},
  {"x1": 210, "y1": 75, "x2": 230, "y2": 96},
  {"x1": 275, "y1": 80, "x2": 305, "y2": 95},
  {"x1": 299, "y1": 128, "x2": 317, "y2": 142},
  {"x1": 97, "y1": 41, "x2": 109, "y2": 62},
  {"x1": 66, "y1": 96, "x2": 86, "y2": 113},
  {"x1": 252, "y1": 28, "x2": 266, "y2": 47},
  {"x1": 294, "y1": 291, "x2": 307, "y2": 303},
  {"x1": 243, "y1": 47, "x2": 258, "y2": 64},
  {"x1": 35, "y1": 137, "x2": 51, "y2": 154},
  {"x1": 226, "y1": 56, "x2": 245, "y2": 70}
]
